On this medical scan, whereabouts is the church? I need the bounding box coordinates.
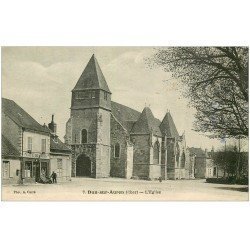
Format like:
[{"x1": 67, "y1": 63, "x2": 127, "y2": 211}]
[{"x1": 64, "y1": 54, "x2": 194, "y2": 180}]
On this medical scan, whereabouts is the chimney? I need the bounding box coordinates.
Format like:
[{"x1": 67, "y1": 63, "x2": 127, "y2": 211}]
[{"x1": 48, "y1": 114, "x2": 57, "y2": 135}]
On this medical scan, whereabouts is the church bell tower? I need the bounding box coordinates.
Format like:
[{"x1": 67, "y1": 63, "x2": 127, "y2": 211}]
[{"x1": 69, "y1": 54, "x2": 111, "y2": 178}]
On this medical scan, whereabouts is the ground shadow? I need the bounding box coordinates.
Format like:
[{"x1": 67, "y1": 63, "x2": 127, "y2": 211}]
[{"x1": 214, "y1": 186, "x2": 249, "y2": 192}]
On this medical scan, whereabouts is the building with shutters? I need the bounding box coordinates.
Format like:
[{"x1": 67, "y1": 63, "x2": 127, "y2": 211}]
[
  {"x1": 2, "y1": 98, "x2": 72, "y2": 184},
  {"x1": 65, "y1": 54, "x2": 194, "y2": 180},
  {"x1": 2, "y1": 98, "x2": 51, "y2": 184}
]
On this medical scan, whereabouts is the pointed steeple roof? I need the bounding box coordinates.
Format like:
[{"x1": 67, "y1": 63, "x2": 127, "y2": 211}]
[
  {"x1": 73, "y1": 54, "x2": 111, "y2": 93},
  {"x1": 160, "y1": 112, "x2": 179, "y2": 138},
  {"x1": 131, "y1": 107, "x2": 162, "y2": 136}
]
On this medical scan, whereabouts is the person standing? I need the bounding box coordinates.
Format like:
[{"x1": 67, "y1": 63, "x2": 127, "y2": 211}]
[{"x1": 51, "y1": 171, "x2": 57, "y2": 183}]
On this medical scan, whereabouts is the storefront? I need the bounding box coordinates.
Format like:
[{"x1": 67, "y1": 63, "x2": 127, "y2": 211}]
[{"x1": 22, "y1": 157, "x2": 50, "y2": 183}]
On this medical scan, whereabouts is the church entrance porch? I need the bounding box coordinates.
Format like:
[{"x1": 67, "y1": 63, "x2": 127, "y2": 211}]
[{"x1": 76, "y1": 154, "x2": 91, "y2": 177}]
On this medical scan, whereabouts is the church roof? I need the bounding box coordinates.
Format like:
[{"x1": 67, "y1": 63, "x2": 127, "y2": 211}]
[
  {"x1": 73, "y1": 54, "x2": 111, "y2": 93},
  {"x1": 111, "y1": 102, "x2": 162, "y2": 136},
  {"x1": 131, "y1": 107, "x2": 162, "y2": 136},
  {"x1": 2, "y1": 98, "x2": 49, "y2": 134},
  {"x1": 111, "y1": 101, "x2": 140, "y2": 121},
  {"x1": 160, "y1": 112, "x2": 179, "y2": 138},
  {"x1": 2, "y1": 135, "x2": 20, "y2": 158}
]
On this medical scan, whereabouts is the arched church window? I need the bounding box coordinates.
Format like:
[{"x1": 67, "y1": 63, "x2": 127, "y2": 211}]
[
  {"x1": 153, "y1": 141, "x2": 160, "y2": 164},
  {"x1": 180, "y1": 152, "x2": 185, "y2": 168},
  {"x1": 114, "y1": 143, "x2": 120, "y2": 158},
  {"x1": 81, "y1": 129, "x2": 87, "y2": 144}
]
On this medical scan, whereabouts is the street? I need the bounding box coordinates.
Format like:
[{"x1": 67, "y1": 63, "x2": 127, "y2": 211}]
[{"x1": 2, "y1": 178, "x2": 248, "y2": 201}]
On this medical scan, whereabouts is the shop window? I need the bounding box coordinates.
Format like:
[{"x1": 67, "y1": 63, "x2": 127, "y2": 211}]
[
  {"x1": 57, "y1": 159, "x2": 63, "y2": 177},
  {"x1": 41, "y1": 139, "x2": 46, "y2": 153},
  {"x1": 41, "y1": 162, "x2": 48, "y2": 177},
  {"x1": 2, "y1": 161, "x2": 10, "y2": 179},
  {"x1": 81, "y1": 129, "x2": 88, "y2": 143},
  {"x1": 24, "y1": 162, "x2": 32, "y2": 178},
  {"x1": 114, "y1": 143, "x2": 120, "y2": 158}
]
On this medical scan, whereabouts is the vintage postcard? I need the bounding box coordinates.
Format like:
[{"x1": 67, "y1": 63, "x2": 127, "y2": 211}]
[{"x1": 1, "y1": 46, "x2": 249, "y2": 201}]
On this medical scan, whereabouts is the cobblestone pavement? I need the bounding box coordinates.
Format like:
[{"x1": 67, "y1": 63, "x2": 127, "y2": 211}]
[{"x1": 2, "y1": 178, "x2": 248, "y2": 201}]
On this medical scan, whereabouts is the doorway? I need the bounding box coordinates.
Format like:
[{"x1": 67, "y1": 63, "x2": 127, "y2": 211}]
[{"x1": 76, "y1": 154, "x2": 91, "y2": 177}]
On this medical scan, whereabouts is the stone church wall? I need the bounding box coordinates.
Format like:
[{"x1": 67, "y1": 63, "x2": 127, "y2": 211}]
[
  {"x1": 64, "y1": 118, "x2": 72, "y2": 144},
  {"x1": 70, "y1": 109, "x2": 98, "y2": 144},
  {"x1": 97, "y1": 109, "x2": 110, "y2": 146},
  {"x1": 110, "y1": 115, "x2": 128, "y2": 178},
  {"x1": 131, "y1": 134, "x2": 151, "y2": 179},
  {"x1": 99, "y1": 90, "x2": 112, "y2": 110},
  {"x1": 166, "y1": 138, "x2": 176, "y2": 179},
  {"x1": 96, "y1": 108, "x2": 111, "y2": 177},
  {"x1": 96, "y1": 144, "x2": 110, "y2": 178}
]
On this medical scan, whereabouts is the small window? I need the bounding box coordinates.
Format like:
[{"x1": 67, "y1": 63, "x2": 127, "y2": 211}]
[
  {"x1": 81, "y1": 129, "x2": 87, "y2": 143},
  {"x1": 41, "y1": 139, "x2": 46, "y2": 153},
  {"x1": 104, "y1": 92, "x2": 108, "y2": 100},
  {"x1": 28, "y1": 137, "x2": 32, "y2": 151},
  {"x1": 114, "y1": 143, "x2": 120, "y2": 158},
  {"x1": 91, "y1": 91, "x2": 96, "y2": 99},
  {"x1": 2, "y1": 161, "x2": 10, "y2": 179}
]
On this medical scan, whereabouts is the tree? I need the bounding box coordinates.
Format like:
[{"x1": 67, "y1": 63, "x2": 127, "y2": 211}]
[
  {"x1": 212, "y1": 144, "x2": 248, "y2": 180},
  {"x1": 212, "y1": 145, "x2": 237, "y2": 177},
  {"x1": 147, "y1": 47, "x2": 248, "y2": 138}
]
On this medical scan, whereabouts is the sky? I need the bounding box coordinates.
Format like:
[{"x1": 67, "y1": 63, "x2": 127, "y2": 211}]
[{"x1": 2, "y1": 46, "x2": 246, "y2": 151}]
